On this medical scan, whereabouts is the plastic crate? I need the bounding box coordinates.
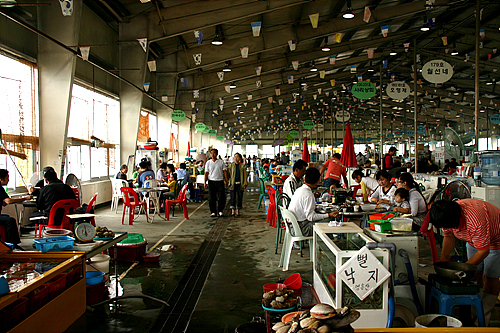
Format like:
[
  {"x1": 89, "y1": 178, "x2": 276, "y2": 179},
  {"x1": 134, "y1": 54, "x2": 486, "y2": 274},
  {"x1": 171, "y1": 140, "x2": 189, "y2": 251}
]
[
  {"x1": 26, "y1": 284, "x2": 49, "y2": 315},
  {"x1": 65, "y1": 264, "x2": 82, "y2": 287},
  {"x1": 33, "y1": 236, "x2": 75, "y2": 252},
  {"x1": 0, "y1": 297, "x2": 28, "y2": 331},
  {"x1": 47, "y1": 274, "x2": 67, "y2": 299},
  {"x1": 368, "y1": 212, "x2": 394, "y2": 221}
]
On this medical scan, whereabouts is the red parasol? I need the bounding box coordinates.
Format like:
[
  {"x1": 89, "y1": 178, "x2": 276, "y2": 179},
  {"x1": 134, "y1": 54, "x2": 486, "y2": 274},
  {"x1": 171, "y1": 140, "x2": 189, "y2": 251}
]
[
  {"x1": 302, "y1": 137, "x2": 310, "y2": 162},
  {"x1": 340, "y1": 123, "x2": 357, "y2": 167},
  {"x1": 187, "y1": 141, "x2": 190, "y2": 156}
]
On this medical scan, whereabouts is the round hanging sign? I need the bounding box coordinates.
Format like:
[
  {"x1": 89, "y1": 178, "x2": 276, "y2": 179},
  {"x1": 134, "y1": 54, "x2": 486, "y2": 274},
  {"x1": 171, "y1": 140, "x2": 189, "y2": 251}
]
[
  {"x1": 335, "y1": 110, "x2": 351, "y2": 122},
  {"x1": 386, "y1": 82, "x2": 411, "y2": 100},
  {"x1": 286, "y1": 133, "x2": 293, "y2": 140},
  {"x1": 289, "y1": 130, "x2": 299, "y2": 137},
  {"x1": 394, "y1": 130, "x2": 403, "y2": 137},
  {"x1": 351, "y1": 81, "x2": 376, "y2": 100},
  {"x1": 216, "y1": 135, "x2": 224, "y2": 140},
  {"x1": 490, "y1": 114, "x2": 500, "y2": 124},
  {"x1": 387, "y1": 133, "x2": 395, "y2": 139},
  {"x1": 171, "y1": 110, "x2": 186, "y2": 122},
  {"x1": 195, "y1": 123, "x2": 205, "y2": 131},
  {"x1": 357, "y1": 137, "x2": 365, "y2": 143},
  {"x1": 302, "y1": 120, "x2": 315, "y2": 129},
  {"x1": 366, "y1": 137, "x2": 373, "y2": 142},
  {"x1": 496, "y1": 135, "x2": 500, "y2": 140},
  {"x1": 407, "y1": 129, "x2": 415, "y2": 136},
  {"x1": 208, "y1": 129, "x2": 216, "y2": 136},
  {"x1": 417, "y1": 125, "x2": 426, "y2": 135},
  {"x1": 422, "y1": 60, "x2": 453, "y2": 84}
]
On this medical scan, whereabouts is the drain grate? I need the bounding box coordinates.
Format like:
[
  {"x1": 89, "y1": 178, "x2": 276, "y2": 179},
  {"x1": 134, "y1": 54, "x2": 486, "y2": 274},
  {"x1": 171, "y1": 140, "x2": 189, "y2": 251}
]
[{"x1": 148, "y1": 211, "x2": 231, "y2": 333}]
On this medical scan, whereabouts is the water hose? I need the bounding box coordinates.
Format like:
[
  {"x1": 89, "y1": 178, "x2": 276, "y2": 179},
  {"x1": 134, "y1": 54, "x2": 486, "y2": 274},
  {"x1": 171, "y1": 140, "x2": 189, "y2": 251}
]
[
  {"x1": 399, "y1": 249, "x2": 424, "y2": 315},
  {"x1": 387, "y1": 294, "x2": 395, "y2": 328}
]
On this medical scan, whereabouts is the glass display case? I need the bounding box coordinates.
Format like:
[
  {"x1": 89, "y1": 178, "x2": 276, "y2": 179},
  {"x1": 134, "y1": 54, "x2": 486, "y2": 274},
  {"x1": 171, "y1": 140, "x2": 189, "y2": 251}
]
[{"x1": 313, "y1": 223, "x2": 389, "y2": 329}]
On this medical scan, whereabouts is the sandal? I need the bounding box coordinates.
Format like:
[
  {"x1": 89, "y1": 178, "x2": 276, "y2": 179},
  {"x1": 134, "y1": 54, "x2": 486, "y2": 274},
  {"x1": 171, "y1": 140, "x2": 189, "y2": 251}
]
[
  {"x1": 236, "y1": 210, "x2": 240, "y2": 216},
  {"x1": 231, "y1": 209, "x2": 235, "y2": 217}
]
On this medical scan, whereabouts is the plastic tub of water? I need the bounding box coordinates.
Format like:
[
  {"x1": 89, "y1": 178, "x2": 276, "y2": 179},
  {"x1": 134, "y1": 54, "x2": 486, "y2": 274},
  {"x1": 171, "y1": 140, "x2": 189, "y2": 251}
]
[
  {"x1": 415, "y1": 314, "x2": 462, "y2": 328},
  {"x1": 480, "y1": 151, "x2": 500, "y2": 185},
  {"x1": 86, "y1": 254, "x2": 110, "y2": 274}
]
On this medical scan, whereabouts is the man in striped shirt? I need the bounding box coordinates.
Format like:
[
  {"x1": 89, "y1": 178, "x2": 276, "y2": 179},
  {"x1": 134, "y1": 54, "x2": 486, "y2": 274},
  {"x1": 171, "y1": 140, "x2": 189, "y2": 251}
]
[
  {"x1": 283, "y1": 159, "x2": 308, "y2": 199},
  {"x1": 430, "y1": 199, "x2": 500, "y2": 325}
]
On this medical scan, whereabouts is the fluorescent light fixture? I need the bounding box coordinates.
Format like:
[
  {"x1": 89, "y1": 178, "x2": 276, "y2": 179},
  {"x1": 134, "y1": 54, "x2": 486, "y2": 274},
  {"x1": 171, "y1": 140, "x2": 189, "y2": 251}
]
[{"x1": 390, "y1": 52, "x2": 397, "y2": 56}]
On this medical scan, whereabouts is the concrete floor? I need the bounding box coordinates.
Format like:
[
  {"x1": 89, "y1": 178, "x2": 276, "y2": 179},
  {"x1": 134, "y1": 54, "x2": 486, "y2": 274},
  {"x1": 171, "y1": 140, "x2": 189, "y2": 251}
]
[{"x1": 17, "y1": 180, "x2": 500, "y2": 332}]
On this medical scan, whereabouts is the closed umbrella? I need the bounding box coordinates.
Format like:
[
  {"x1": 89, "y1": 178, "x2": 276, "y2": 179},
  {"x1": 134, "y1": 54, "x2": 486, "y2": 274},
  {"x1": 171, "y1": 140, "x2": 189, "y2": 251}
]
[
  {"x1": 187, "y1": 141, "x2": 190, "y2": 156},
  {"x1": 302, "y1": 137, "x2": 310, "y2": 162},
  {"x1": 340, "y1": 123, "x2": 356, "y2": 167}
]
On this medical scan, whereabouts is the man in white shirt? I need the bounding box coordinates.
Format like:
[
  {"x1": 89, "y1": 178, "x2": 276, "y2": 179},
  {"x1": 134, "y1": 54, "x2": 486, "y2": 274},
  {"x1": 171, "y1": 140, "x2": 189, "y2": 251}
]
[
  {"x1": 283, "y1": 159, "x2": 308, "y2": 199},
  {"x1": 288, "y1": 168, "x2": 339, "y2": 237},
  {"x1": 204, "y1": 149, "x2": 228, "y2": 217}
]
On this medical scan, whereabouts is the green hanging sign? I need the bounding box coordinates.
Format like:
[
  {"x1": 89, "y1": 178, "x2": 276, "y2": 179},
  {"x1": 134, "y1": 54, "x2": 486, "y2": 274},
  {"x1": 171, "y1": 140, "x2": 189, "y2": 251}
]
[
  {"x1": 171, "y1": 110, "x2": 186, "y2": 122},
  {"x1": 490, "y1": 114, "x2": 500, "y2": 125},
  {"x1": 201, "y1": 124, "x2": 210, "y2": 133},
  {"x1": 195, "y1": 123, "x2": 206, "y2": 131},
  {"x1": 407, "y1": 129, "x2": 415, "y2": 136},
  {"x1": 216, "y1": 135, "x2": 224, "y2": 140},
  {"x1": 352, "y1": 81, "x2": 376, "y2": 100},
  {"x1": 286, "y1": 133, "x2": 293, "y2": 140},
  {"x1": 417, "y1": 125, "x2": 426, "y2": 135},
  {"x1": 302, "y1": 120, "x2": 315, "y2": 129},
  {"x1": 208, "y1": 129, "x2": 217, "y2": 136},
  {"x1": 289, "y1": 130, "x2": 299, "y2": 137},
  {"x1": 387, "y1": 133, "x2": 395, "y2": 139}
]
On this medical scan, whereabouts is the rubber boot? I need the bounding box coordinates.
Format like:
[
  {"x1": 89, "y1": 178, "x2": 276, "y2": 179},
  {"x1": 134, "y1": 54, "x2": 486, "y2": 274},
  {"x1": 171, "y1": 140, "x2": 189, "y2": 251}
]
[{"x1": 482, "y1": 292, "x2": 498, "y2": 326}]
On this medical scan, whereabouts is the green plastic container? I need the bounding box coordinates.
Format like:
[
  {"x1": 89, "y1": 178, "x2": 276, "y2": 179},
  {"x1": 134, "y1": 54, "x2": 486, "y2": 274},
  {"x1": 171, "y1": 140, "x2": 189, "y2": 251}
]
[
  {"x1": 119, "y1": 233, "x2": 144, "y2": 245},
  {"x1": 368, "y1": 220, "x2": 392, "y2": 233}
]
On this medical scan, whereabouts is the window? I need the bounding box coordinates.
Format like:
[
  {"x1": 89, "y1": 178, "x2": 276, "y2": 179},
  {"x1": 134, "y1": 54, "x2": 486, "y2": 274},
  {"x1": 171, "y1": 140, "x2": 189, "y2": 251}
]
[
  {"x1": 0, "y1": 54, "x2": 38, "y2": 190},
  {"x1": 66, "y1": 84, "x2": 120, "y2": 180}
]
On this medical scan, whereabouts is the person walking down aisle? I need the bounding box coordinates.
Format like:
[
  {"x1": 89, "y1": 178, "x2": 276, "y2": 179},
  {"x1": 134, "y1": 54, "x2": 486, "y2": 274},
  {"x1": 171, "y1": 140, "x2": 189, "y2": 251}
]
[
  {"x1": 319, "y1": 153, "x2": 348, "y2": 189},
  {"x1": 204, "y1": 149, "x2": 228, "y2": 217},
  {"x1": 0, "y1": 169, "x2": 32, "y2": 249},
  {"x1": 228, "y1": 153, "x2": 248, "y2": 217}
]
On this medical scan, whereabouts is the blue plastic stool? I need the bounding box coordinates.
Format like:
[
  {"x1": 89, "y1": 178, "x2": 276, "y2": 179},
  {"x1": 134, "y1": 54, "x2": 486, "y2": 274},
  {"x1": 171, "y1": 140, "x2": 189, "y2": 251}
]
[{"x1": 429, "y1": 286, "x2": 485, "y2": 327}]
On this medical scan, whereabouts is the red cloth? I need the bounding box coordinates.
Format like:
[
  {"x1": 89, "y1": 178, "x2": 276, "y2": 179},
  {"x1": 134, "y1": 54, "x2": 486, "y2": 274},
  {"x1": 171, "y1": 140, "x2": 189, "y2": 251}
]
[
  {"x1": 340, "y1": 123, "x2": 357, "y2": 167},
  {"x1": 302, "y1": 137, "x2": 310, "y2": 162},
  {"x1": 443, "y1": 199, "x2": 500, "y2": 251}
]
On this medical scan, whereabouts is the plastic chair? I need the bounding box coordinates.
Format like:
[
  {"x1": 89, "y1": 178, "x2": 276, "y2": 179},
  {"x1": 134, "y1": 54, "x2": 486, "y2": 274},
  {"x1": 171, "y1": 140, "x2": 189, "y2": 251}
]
[
  {"x1": 429, "y1": 286, "x2": 485, "y2": 327},
  {"x1": 281, "y1": 175, "x2": 289, "y2": 183},
  {"x1": 257, "y1": 178, "x2": 267, "y2": 210},
  {"x1": 71, "y1": 186, "x2": 81, "y2": 206},
  {"x1": 278, "y1": 207, "x2": 313, "y2": 271},
  {"x1": 110, "y1": 178, "x2": 127, "y2": 213},
  {"x1": 266, "y1": 185, "x2": 277, "y2": 227},
  {"x1": 85, "y1": 192, "x2": 98, "y2": 226},
  {"x1": 121, "y1": 187, "x2": 148, "y2": 225},
  {"x1": 275, "y1": 193, "x2": 291, "y2": 254},
  {"x1": 34, "y1": 199, "x2": 80, "y2": 238},
  {"x1": 164, "y1": 184, "x2": 189, "y2": 221},
  {"x1": 350, "y1": 185, "x2": 362, "y2": 199}
]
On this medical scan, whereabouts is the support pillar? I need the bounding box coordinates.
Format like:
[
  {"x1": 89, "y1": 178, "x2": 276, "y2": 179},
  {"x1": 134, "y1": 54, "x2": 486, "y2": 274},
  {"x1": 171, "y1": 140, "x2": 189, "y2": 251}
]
[
  {"x1": 119, "y1": 16, "x2": 149, "y2": 172},
  {"x1": 38, "y1": 0, "x2": 83, "y2": 176}
]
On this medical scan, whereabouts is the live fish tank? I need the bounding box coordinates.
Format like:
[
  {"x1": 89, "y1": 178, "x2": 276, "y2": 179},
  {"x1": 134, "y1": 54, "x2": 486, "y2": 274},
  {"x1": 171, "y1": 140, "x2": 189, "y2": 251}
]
[{"x1": 313, "y1": 223, "x2": 390, "y2": 329}]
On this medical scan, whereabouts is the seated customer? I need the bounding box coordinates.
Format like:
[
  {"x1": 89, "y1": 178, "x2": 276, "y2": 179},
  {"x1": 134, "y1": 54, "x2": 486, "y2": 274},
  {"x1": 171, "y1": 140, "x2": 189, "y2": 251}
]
[
  {"x1": 288, "y1": 168, "x2": 339, "y2": 237},
  {"x1": 392, "y1": 188, "x2": 411, "y2": 214},
  {"x1": 283, "y1": 159, "x2": 308, "y2": 199},
  {"x1": 29, "y1": 166, "x2": 55, "y2": 197},
  {"x1": 116, "y1": 164, "x2": 128, "y2": 180},
  {"x1": 351, "y1": 169, "x2": 379, "y2": 202},
  {"x1": 176, "y1": 163, "x2": 190, "y2": 187},
  {"x1": 157, "y1": 163, "x2": 169, "y2": 183},
  {"x1": 30, "y1": 169, "x2": 76, "y2": 222},
  {"x1": 0, "y1": 169, "x2": 32, "y2": 248},
  {"x1": 138, "y1": 160, "x2": 155, "y2": 188}
]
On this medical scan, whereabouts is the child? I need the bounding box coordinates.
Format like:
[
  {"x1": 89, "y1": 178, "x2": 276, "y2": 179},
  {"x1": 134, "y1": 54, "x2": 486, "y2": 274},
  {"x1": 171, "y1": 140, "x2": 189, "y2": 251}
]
[
  {"x1": 321, "y1": 184, "x2": 339, "y2": 202},
  {"x1": 392, "y1": 188, "x2": 411, "y2": 214}
]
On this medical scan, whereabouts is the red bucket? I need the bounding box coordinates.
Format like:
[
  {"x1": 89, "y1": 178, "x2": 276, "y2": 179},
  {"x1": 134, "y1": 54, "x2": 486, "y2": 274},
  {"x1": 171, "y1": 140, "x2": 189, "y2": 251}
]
[{"x1": 263, "y1": 283, "x2": 286, "y2": 293}]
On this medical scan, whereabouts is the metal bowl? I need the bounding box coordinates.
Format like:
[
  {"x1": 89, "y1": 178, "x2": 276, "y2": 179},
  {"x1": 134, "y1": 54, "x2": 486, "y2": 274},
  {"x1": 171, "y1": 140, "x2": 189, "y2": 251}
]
[{"x1": 434, "y1": 262, "x2": 477, "y2": 282}]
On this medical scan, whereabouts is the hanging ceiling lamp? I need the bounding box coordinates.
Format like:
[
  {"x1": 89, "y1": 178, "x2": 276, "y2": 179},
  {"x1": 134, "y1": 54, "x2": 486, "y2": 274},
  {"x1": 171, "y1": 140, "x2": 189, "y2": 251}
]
[
  {"x1": 212, "y1": 35, "x2": 223, "y2": 46},
  {"x1": 223, "y1": 62, "x2": 231, "y2": 72},
  {"x1": 230, "y1": 82, "x2": 237, "y2": 88},
  {"x1": 343, "y1": 0, "x2": 354, "y2": 19}
]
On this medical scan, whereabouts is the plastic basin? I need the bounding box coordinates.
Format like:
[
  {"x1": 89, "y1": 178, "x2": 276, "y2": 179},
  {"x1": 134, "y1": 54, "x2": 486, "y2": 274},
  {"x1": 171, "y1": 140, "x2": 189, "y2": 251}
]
[
  {"x1": 415, "y1": 314, "x2": 462, "y2": 328},
  {"x1": 119, "y1": 233, "x2": 144, "y2": 245},
  {"x1": 87, "y1": 254, "x2": 110, "y2": 274},
  {"x1": 143, "y1": 252, "x2": 160, "y2": 262},
  {"x1": 390, "y1": 217, "x2": 413, "y2": 232},
  {"x1": 284, "y1": 273, "x2": 302, "y2": 290},
  {"x1": 86, "y1": 271, "x2": 105, "y2": 286},
  {"x1": 263, "y1": 283, "x2": 286, "y2": 293}
]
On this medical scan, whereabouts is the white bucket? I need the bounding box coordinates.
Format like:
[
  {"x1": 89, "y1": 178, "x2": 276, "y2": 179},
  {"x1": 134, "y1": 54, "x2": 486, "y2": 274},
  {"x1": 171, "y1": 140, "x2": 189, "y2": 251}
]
[
  {"x1": 86, "y1": 254, "x2": 110, "y2": 274},
  {"x1": 415, "y1": 314, "x2": 462, "y2": 328}
]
